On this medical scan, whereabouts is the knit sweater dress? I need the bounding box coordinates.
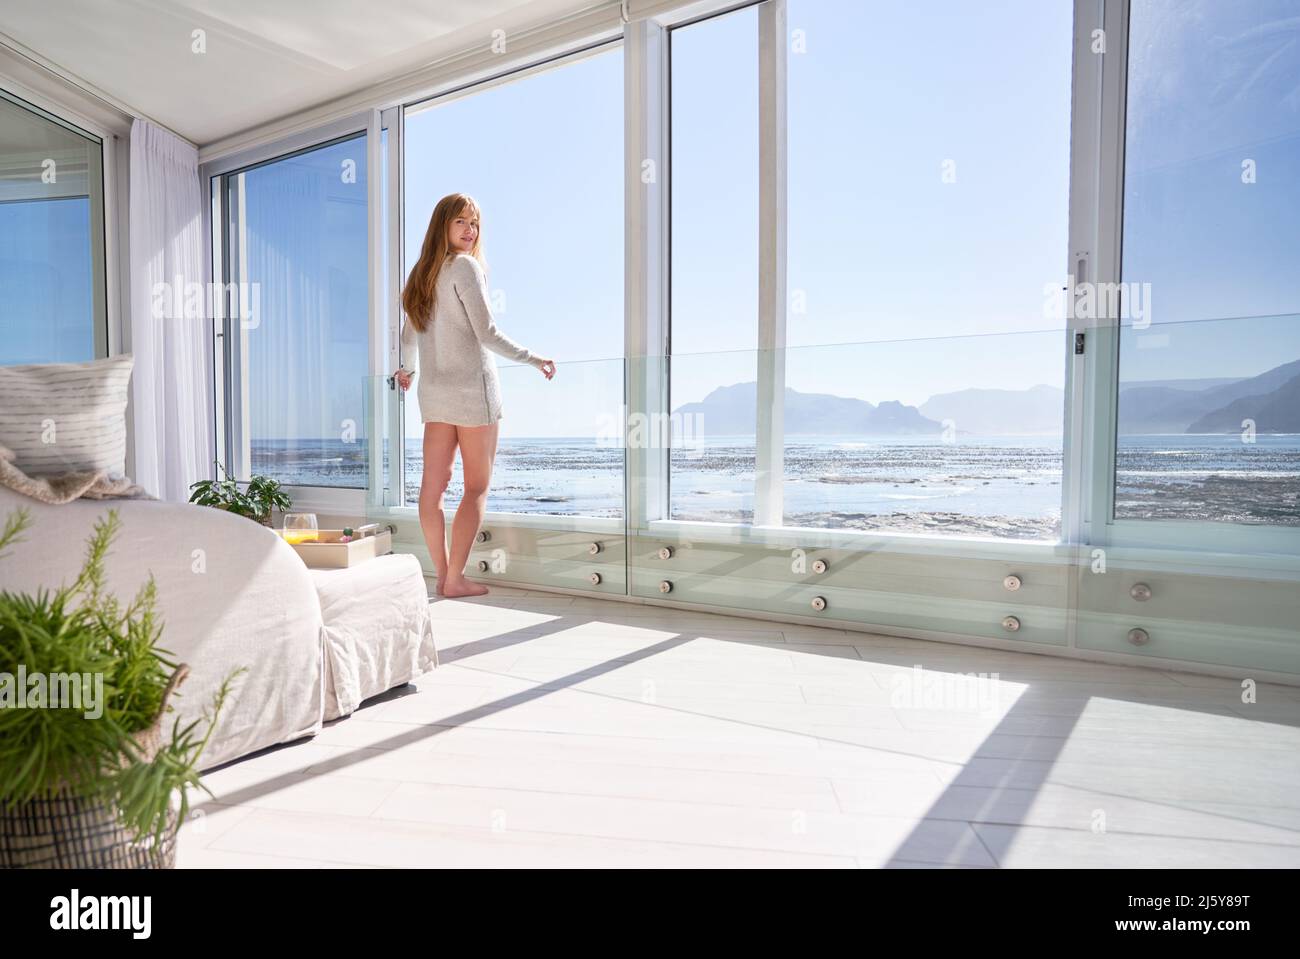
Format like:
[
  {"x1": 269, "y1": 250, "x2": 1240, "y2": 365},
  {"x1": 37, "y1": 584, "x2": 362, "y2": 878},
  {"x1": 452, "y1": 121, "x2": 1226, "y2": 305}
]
[{"x1": 399, "y1": 253, "x2": 547, "y2": 426}]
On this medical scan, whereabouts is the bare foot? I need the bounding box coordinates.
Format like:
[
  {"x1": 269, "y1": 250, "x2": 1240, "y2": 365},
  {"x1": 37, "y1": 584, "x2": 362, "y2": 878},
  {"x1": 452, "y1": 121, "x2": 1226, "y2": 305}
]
[{"x1": 441, "y1": 577, "x2": 489, "y2": 598}]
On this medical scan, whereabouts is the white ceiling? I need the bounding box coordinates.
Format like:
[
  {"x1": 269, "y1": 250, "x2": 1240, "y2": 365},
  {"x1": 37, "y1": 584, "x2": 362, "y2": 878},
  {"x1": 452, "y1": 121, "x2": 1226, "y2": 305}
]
[{"x1": 0, "y1": 0, "x2": 604, "y2": 145}]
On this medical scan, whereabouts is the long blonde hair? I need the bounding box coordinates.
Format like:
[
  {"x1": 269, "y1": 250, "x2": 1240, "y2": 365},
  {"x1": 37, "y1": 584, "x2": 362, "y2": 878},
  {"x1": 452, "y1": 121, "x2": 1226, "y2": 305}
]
[{"x1": 401, "y1": 193, "x2": 486, "y2": 332}]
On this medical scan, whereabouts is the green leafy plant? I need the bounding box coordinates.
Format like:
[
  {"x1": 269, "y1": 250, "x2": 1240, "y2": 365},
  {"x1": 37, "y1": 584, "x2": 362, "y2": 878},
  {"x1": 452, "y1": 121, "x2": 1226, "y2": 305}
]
[
  {"x1": 0, "y1": 507, "x2": 242, "y2": 848},
  {"x1": 188, "y1": 462, "x2": 292, "y2": 525}
]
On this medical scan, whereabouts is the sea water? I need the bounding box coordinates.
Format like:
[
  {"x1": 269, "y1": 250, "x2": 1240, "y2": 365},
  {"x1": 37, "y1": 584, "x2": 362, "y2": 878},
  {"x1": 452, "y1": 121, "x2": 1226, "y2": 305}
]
[{"x1": 249, "y1": 433, "x2": 1300, "y2": 536}]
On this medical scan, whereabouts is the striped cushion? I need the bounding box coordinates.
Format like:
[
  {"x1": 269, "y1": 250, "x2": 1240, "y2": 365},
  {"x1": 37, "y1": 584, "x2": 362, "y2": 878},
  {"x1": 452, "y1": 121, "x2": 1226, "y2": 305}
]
[{"x1": 0, "y1": 355, "x2": 133, "y2": 478}]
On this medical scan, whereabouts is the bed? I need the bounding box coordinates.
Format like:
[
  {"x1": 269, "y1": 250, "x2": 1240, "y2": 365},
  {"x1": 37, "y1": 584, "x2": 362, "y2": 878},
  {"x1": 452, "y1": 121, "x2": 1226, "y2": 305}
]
[{"x1": 0, "y1": 487, "x2": 326, "y2": 770}]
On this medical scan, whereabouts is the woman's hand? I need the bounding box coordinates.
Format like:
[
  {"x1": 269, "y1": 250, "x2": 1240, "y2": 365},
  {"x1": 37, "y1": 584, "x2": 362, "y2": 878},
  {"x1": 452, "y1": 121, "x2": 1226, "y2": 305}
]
[
  {"x1": 393, "y1": 368, "x2": 413, "y2": 391},
  {"x1": 536, "y1": 358, "x2": 556, "y2": 380}
]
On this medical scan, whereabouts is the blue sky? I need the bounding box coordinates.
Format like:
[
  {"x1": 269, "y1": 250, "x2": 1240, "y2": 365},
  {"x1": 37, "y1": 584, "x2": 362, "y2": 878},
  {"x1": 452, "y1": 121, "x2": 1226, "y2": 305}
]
[
  {"x1": 0, "y1": 87, "x2": 100, "y2": 366},
  {"x1": 1119, "y1": 0, "x2": 1300, "y2": 382},
  {"x1": 4, "y1": 0, "x2": 1298, "y2": 437},
  {"x1": 0, "y1": 197, "x2": 94, "y2": 364},
  {"x1": 672, "y1": 0, "x2": 1078, "y2": 412}
]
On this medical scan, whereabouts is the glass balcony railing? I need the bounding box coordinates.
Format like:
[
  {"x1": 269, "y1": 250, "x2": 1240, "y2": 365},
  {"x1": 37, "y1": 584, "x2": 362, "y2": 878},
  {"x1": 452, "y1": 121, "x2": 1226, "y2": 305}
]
[
  {"x1": 366, "y1": 355, "x2": 627, "y2": 518},
  {"x1": 359, "y1": 318, "x2": 1300, "y2": 677},
  {"x1": 664, "y1": 330, "x2": 1069, "y2": 542},
  {"x1": 1112, "y1": 313, "x2": 1300, "y2": 528}
]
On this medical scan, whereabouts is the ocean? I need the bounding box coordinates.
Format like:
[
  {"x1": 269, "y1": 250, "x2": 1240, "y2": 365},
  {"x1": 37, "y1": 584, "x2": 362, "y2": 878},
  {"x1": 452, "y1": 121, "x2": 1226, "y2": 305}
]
[{"x1": 250, "y1": 433, "x2": 1300, "y2": 539}]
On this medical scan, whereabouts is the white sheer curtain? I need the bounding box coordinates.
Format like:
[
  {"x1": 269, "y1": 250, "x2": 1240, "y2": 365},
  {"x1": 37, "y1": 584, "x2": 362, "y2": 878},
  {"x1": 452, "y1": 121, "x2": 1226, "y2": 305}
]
[
  {"x1": 232, "y1": 139, "x2": 369, "y2": 488},
  {"x1": 241, "y1": 162, "x2": 330, "y2": 470},
  {"x1": 129, "y1": 118, "x2": 212, "y2": 500}
]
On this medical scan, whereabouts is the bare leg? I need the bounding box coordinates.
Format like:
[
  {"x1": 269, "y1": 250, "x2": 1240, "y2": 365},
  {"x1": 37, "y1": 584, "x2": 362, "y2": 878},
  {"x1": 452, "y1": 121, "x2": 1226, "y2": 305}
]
[
  {"x1": 441, "y1": 420, "x2": 499, "y2": 598},
  {"x1": 418, "y1": 422, "x2": 458, "y2": 596}
]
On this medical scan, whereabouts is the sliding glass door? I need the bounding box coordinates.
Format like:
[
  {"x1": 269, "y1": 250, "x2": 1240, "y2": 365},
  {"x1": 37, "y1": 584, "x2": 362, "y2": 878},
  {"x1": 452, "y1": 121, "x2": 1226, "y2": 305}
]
[
  {"x1": 666, "y1": 0, "x2": 1074, "y2": 542},
  {"x1": 1071, "y1": 0, "x2": 1300, "y2": 676},
  {"x1": 1112, "y1": 0, "x2": 1300, "y2": 536},
  {"x1": 401, "y1": 44, "x2": 625, "y2": 519},
  {"x1": 218, "y1": 133, "x2": 371, "y2": 489},
  {"x1": 781, "y1": 0, "x2": 1073, "y2": 542}
]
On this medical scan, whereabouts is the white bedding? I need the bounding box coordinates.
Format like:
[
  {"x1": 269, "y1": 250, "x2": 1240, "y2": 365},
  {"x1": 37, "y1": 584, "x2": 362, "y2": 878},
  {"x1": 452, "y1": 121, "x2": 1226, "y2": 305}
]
[
  {"x1": 0, "y1": 488, "x2": 325, "y2": 770},
  {"x1": 312, "y1": 553, "x2": 437, "y2": 720}
]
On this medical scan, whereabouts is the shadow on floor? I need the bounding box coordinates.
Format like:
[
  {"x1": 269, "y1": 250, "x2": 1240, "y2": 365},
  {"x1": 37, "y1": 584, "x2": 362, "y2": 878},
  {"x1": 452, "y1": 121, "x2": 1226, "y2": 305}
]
[{"x1": 196, "y1": 588, "x2": 1300, "y2": 867}]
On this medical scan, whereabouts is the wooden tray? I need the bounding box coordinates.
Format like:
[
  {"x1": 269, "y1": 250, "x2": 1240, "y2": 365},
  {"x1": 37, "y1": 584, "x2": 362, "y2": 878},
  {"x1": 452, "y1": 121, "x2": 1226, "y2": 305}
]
[{"x1": 281, "y1": 528, "x2": 393, "y2": 569}]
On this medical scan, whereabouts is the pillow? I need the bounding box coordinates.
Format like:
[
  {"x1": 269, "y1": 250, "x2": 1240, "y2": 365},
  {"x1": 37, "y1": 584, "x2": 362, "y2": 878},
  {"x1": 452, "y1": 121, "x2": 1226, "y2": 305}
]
[{"x1": 0, "y1": 354, "x2": 133, "y2": 478}]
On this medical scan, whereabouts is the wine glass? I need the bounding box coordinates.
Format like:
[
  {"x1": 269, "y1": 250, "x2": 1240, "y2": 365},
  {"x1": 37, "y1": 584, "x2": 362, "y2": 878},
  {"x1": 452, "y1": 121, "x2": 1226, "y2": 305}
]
[{"x1": 282, "y1": 512, "x2": 319, "y2": 545}]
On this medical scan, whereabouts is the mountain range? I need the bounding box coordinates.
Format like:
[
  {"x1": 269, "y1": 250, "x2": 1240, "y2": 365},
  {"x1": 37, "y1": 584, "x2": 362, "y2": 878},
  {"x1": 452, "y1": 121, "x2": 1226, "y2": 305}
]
[
  {"x1": 1119, "y1": 358, "x2": 1300, "y2": 434},
  {"x1": 669, "y1": 358, "x2": 1300, "y2": 436}
]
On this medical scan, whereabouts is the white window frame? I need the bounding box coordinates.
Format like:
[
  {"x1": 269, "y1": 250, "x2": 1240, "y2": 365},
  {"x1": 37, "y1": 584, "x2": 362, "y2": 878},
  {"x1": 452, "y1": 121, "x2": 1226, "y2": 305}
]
[
  {"x1": 1078, "y1": 0, "x2": 1300, "y2": 565},
  {"x1": 388, "y1": 36, "x2": 628, "y2": 521},
  {"x1": 200, "y1": 113, "x2": 373, "y2": 516},
  {"x1": 650, "y1": 0, "x2": 1087, "y2": 561}
]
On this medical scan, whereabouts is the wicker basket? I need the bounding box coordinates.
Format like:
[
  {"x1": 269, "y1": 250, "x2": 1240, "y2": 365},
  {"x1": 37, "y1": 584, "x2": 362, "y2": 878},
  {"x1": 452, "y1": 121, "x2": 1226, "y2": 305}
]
[{"x1": 0, "y1": 664, "x2": 190, "y2": 869}]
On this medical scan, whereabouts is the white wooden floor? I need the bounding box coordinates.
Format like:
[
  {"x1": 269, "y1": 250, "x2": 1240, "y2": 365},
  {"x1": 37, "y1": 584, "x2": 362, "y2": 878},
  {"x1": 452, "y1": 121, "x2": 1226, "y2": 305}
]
[{"x1": 178, "y1": 584, "x2": 1300, "y2": 868}]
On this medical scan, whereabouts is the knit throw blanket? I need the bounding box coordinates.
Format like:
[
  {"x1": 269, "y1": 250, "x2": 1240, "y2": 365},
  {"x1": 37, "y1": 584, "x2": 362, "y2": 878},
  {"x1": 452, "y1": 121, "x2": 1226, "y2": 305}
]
[{"x1": 0, "y1": 442, "x2": 154, "y2": 504}]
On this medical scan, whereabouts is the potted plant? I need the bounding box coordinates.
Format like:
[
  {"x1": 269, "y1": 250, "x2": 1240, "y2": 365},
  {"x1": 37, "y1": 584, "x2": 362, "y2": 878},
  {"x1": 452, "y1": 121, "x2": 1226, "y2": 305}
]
[
  {"x1": 0, "y1": 507, "x2": 239, "y2": 868},
  {"x1": 188, "y1": 462, "x2": 292, "y2": 527}
]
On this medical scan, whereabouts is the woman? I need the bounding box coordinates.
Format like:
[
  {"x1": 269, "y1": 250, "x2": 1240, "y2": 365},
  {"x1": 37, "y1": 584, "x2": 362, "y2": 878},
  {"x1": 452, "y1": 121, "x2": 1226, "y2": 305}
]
[{"x1": 394, "y1": 193, "x2": 555, "y2": 597}]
